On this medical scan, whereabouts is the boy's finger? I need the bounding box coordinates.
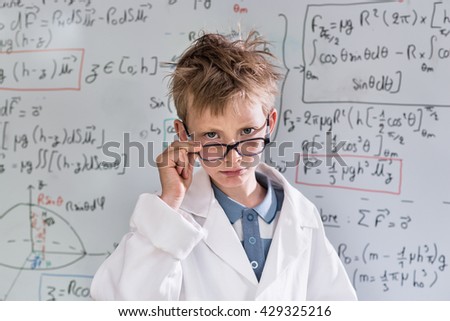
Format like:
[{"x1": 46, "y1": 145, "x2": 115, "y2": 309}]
[
  {"x1": 176, "y1": 161, "x2": 183, "y2": 175},
  {"x1": 187, "y1": 150, "x2": 198, "y2": 166},
  {"x1": 159, "y1": 142, "x2": 199, "y2": 171},
  {"x1": 171, "y1": 141, "x2": 201, "y2": 152},
  {"x1": 185, "y1": 153, "x2": 196, "y2": 178}
]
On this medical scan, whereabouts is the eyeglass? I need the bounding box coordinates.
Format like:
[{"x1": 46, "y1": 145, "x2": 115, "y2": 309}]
[{"x1": 182, "y1": 116, "x2": 271, "y2": 162}]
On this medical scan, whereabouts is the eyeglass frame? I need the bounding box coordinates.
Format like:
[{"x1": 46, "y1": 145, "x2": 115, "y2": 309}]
[{"x1": 181, "y1": 115, "x2": 271, "y2": 161}]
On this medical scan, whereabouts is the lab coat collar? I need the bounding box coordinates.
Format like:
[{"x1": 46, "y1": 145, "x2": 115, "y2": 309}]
[
  {"x1": 181, "y1": 163, "x2": 318, "y2": 228},
  {"x1": 180, "y1": 162, "x2": 320, "y2": 291}
]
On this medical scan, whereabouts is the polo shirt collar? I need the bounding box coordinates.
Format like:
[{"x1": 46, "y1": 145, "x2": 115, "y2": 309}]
[{"x1": 211, "y1": 172, "x2": 278, "y2": 224}]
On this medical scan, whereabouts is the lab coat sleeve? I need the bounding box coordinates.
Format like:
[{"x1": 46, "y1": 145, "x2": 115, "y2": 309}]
[
  {"x1": 90, "y1": 193, "x2": 205, "y2": 300},
  {"x1": 306, "y1": 207, "x2": 358, "y2": 301}
]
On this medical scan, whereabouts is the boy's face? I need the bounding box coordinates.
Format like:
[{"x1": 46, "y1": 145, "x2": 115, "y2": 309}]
[{"x1": 178, "y1": 102, "x2": 276, "y2": 191}]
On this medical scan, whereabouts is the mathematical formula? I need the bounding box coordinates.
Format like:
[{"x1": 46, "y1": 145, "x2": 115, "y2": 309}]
[{"x1": 303, "y1": 1, "x2": 450, "y2": 107}]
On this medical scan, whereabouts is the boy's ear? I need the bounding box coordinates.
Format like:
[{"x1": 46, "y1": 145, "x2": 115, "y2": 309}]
[
  {"x1": 174, "y1": 119, "x2": 189, "y2": 141},
  {"x1": 268, "y1": 108, "x2": 278, "y2": 135}
]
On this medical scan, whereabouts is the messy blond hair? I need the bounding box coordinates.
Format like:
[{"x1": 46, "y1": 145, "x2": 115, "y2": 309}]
[{"x1": 169, "y1": 31, "x2": 282, "y2": 122}]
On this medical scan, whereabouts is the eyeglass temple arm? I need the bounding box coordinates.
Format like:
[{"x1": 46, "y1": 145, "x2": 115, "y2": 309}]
[
  {"x1": 181, "y1": 121, "x2": 192, "y2": 140},
  {"x1": 265, "y1": 115, "x2": 271, "y2": 140}
]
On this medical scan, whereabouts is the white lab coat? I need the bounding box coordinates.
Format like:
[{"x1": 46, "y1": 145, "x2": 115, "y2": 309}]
[{"x1": 90, "y1": 163, "x2": 357, "y2": 300}]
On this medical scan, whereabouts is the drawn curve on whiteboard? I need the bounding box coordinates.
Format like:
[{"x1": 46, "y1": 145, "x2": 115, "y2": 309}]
[{"x1": 0, "y1": 202, "x2": 86, "y2": 270}]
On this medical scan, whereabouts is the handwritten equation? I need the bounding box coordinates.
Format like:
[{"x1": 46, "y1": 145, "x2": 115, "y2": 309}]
[
  {"x1": 39, "y1": 273, "x2": 92, "y2": 300},
  {"x1": 338, "y1": 242, "x2": 448, "y2": 293},
  {"x1": 296, "y1": 154, "x2": 402, "y2": 194},
  {"x1": 0, "y1": 96, "x2": 129, "y2": 175},
  {"x1": 275, "y1": 104, "x2": 442, "y2": 194},
  {"x1": 320, "y1": 204, "x2": 412, "y2": 231},
  {"x1": 302, "y1": 1, "x2": 450, "y2": 107},
  {"x1": 0, "y1": 49, "x2": 84, "y2": 90}
]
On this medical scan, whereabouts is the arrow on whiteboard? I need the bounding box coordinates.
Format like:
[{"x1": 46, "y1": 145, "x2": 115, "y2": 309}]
[
  {"x1": 140, "y1": 3, "x2": 152, "y2": 10},
  {"x1": 63, "y1": 55, "x2": 78, "y2": 63},
  {"x1": 160, "y1": 55, "x2": 180, "y2": 69},
  {"x1": 25, "y1": 5, "x2": 40, "y2": 14},
  {"x1": 86, "y1": 251, "x2": 111, "y2": 257},
  {"x1": 293, "y1": 65, "x2": 305, "y2": 73},
  {"x1": 27, "y1": 184, "x2": 34, "y2": 206}
]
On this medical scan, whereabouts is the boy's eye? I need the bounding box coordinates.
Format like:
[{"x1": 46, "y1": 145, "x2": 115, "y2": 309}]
[
  {"x1": 204, "y1": 132, "x2": 218, "y2": 139},
  {"x1": 242, "y1": 128, "x2": 254, "y2": 135}
]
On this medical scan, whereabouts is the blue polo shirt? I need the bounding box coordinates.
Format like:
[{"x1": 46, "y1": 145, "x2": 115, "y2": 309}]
[{"x1": 211, "y1": 172, "x2": 284, "y2": 280}]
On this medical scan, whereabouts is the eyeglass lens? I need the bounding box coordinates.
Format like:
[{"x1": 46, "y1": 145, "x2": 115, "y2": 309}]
[{"x1": 200, "y1": 139, "x2": 266, "y2": 161}]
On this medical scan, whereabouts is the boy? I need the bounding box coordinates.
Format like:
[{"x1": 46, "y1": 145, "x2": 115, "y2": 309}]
[{"x1": 90, "y1": 31, "x2": 357, "y2": 300}]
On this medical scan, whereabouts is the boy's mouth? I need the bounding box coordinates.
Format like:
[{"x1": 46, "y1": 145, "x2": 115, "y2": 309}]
[{"x1": 220, "y1": 168, "x2": 247, "y2": 176}]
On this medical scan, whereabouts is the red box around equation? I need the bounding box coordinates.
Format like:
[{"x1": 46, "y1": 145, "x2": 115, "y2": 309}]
[
  {"x1": 0, "y1": 48, "x2": 85, "y2": 91},
  {"x1": 295, "y1": 154, "x2": 403, "y2": 195}
]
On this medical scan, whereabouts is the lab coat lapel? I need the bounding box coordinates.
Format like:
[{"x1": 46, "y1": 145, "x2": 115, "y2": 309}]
[
  {"x1": 181, "y1": 167, "x2": 258, "y2": 285},
  {"x1": 254, "y1": 164, "x2": 319, "y2": 298},
  {"x1": 203, "y1": 200, "x2": 258, "y2": 285},
  {"x1": 255, "y1": 192, "x2": 312, "y2": 298}
]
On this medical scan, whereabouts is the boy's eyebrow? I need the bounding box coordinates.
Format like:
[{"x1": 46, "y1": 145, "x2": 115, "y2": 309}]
[{"x1": 195, "y1": 122, "x2": 261, "y2": 135}]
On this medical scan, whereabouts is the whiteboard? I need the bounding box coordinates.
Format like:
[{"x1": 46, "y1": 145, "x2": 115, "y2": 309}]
[{"x1": 0, "y1": 0, "x2": 449, "y2": 301}]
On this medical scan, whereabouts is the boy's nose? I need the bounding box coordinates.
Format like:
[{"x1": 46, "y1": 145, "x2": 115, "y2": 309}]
[{"x1": 224, "y1": 145, "x2": 242, "y2": 165}]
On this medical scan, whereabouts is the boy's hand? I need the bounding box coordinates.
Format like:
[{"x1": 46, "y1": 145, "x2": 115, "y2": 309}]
[{"x1": 156, "y1": 140, "x2": 201, "y2": 210}]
